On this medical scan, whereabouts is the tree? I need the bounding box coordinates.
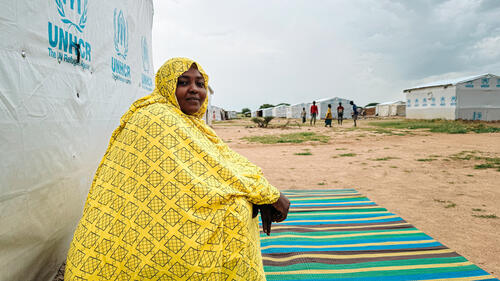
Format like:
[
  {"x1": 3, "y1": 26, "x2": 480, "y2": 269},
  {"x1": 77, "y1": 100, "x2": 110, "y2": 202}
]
[
  {"x1": 259, "y1": 104, "x2": 274, "y2": 109},
  {"x1": 241, "y1": 108, "x2": 251, "y2": 114},
  {"x1": 365, "y1": 102, "x2": 379, "y2": 107},
  {"x1": 251, "y1": 116, "x2": 274, "y2": 128},
  {"x1": 276, "y1": 103, "x2": 290, "y2": 106}
]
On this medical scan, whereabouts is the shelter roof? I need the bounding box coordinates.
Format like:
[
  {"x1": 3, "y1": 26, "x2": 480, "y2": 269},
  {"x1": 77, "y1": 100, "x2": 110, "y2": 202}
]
[
  {"x1": 404, "y1": 73, "x2": 499, "y2": 92},
  {"x1": 378, "y1": 101, "x2": 405, "y2": 105}
]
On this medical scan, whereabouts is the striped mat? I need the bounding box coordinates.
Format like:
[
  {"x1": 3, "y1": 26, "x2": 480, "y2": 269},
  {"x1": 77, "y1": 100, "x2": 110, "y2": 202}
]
[{"x1": 261, "y1": 189, "x2": 498, "y2": 281}]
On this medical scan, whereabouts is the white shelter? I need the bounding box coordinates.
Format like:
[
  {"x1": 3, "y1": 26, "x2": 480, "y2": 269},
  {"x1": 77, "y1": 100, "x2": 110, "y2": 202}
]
[
  {"x1": 0, "y1": 1, "x2": 154, "y2": 280},
  {"x1": 227, "y1": 111, "x2": 238, "y2": 119},
  {"x1": 203, "y1": 85, "x2": 215, "y2": 125},
  {"x1": 287, "y1": 103, "x2": 310, "y2": 118},
  {"x1": 376, "y1": 101, "x2": 406, "y2": 117},
  {"x1": 272, "y1": 105, "x2": 288, "y2": 117},
  {"x1": 211, "y1": 106, "x2": 225, "y2": 121},
  {"x1": 262, "y1": 107, "x2": 274, "y2": 117},
  {"x1": 404, "y1": 74, "x2": 500, "y2": 121},
  {"x1": 316, "y1": 97, "x2": 353, "y2": 119}
]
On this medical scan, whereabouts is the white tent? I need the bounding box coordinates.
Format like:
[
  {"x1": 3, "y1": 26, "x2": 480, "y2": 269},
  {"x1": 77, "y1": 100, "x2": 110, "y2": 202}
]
[
  {"x1": 287, "y1": 103, "x2": 310, "y2": 118},
  {"x1": 272, "y1": 105, "x2": 288, "y2": 117},
  {"x1": 227, "y1": 111, "x2": 238, "y2": 119},
  {"x1": 203, "y1": 85, "x2": 215, "y2": 125},
  {"x1": 0, "y1": 1, "x2": 154, "y2": 280},
  {"x1": 316, "y1": 97, "x2": 353, "y2": 119},
  {"x1": 376, "y1": 101, "x2": 406, "y2": 117},
  {"x1": 262, "y1": 107, "x2": 273, "y2": 117},
  {"x1": 405, "y1": 73, "x2": 500, "y2": 120},
  {"x1": 211, "y1": 106, "x2": 226, "y2": 121}
]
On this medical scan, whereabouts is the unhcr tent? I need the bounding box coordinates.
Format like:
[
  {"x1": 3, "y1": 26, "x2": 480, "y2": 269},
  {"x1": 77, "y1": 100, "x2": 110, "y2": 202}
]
[
  {"x1": 272, "y1": 105, "x2": 287, "y2": 117},
  {"x1": 0, "y1": 1, "x2": 154, "y2": 280},
  {"x1": 287, "y1": 103, "x2": 310, "y2": 118},
  {"x1": 405, "y1": 73, "x2": 500, "y2": 120},
  {"x1": 262, "y1": 107, "x2": 273, "y2": 117},
  {"x1": 376, "y1": 101, "x2": 406, "y2": 117},
  {"x1": 316, "y1": 97, "x2": 353, "y2": 119}
]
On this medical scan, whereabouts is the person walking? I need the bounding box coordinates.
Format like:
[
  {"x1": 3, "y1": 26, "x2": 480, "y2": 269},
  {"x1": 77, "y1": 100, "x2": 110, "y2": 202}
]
[
  {"x1": 337, "y1": 102, "x2": 344, "y2": 125},
  {"x1": 310, "y1": 101, "x2": 318, "y2": 126},
  {"x1": 325, "y1": 104, "x2": 333, "y2": 127},
  {"x1": 350, "y1": 100, "x2": 358, "y2": 127},
  {"x1": 301, "y1": 107, "x2": 307, "y2": 123}
]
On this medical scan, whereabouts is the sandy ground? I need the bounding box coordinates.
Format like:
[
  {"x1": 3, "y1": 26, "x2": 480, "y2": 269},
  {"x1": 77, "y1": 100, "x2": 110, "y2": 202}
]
[{"x1": 215, "y1": 118, "x2": 500, "y2": 278}]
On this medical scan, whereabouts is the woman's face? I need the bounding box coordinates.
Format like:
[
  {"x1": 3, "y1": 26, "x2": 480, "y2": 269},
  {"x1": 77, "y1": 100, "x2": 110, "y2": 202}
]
[{"x1": 175, "y1": 65, "x2": 207, "y2": 115}]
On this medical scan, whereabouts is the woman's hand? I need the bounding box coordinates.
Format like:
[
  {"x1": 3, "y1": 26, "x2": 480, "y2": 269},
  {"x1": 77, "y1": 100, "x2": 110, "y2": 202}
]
[
  {"x1": 272, "y1": 192, "x2": 290, "y2": 222},
  {"x1": 252, "y1": 192, "x2": 291, "y2": 236}
]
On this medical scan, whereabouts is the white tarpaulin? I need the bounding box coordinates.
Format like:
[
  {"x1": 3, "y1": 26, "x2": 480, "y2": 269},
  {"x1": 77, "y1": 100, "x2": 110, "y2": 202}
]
[
  {"x1": 0, "y1": 1, "x2": 154, "y2": 280},
  {"x1": 405, "y1": 74, "x2": 500, "y2": 121}
]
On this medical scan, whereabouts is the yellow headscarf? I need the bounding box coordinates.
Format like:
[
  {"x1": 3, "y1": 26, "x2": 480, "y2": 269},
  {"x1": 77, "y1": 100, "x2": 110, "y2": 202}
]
[{"x1": 65, "y1": 58, "x2": 280, "y2": 280}]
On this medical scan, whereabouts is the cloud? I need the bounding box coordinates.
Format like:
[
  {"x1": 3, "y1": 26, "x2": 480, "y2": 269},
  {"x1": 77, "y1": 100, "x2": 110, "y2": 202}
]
[{"x1": 152, "y1": 0, "x2": 500, "y2": 110}]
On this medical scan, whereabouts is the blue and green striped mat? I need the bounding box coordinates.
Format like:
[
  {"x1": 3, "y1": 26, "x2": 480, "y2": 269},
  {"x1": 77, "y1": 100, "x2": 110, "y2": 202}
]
[{"x1": 261, "y1": 189, "x2": 498, "y2": 280}]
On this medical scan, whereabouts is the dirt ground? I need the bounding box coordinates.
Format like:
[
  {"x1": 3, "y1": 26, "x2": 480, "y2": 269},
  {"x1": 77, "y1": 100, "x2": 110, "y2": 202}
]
[{"x1": 214, "y1": 117, "x2": 500, "y2": 278}]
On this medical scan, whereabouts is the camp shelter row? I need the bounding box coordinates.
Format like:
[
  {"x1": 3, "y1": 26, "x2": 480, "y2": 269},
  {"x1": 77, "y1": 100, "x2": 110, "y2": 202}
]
[
  {"x1": 404, "y1": 73, "x2": 500, "y2": 121},
  {"x1": 251, "y1": 97, "x2": 355, "y2": 119}
]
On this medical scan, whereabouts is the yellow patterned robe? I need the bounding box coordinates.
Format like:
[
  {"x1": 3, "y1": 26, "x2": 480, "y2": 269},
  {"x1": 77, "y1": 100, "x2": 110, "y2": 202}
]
[{"x1": 65, "y1": 58, "x2": 280, "y2": 280}]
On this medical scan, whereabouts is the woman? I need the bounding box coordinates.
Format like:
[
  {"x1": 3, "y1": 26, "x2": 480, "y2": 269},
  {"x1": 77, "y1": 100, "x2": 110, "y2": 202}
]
[
  {"x1": 325, "y1": 104, "x2": 333, "y2": 127},
  {"x1": 64, "y1": 58, "x2": 290, "y2": 280}
]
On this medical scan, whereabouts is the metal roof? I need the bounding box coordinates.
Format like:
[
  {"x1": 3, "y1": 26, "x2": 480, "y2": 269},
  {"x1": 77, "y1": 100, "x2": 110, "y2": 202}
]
[{"x1": 403, "y1": 73, "x2": 499, "y2": 92}]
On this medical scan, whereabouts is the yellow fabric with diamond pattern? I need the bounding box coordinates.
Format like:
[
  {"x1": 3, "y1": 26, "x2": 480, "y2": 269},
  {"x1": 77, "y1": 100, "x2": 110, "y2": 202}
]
[{"x1": 64, "y1": 58, "x2": 280, "y2": 281}]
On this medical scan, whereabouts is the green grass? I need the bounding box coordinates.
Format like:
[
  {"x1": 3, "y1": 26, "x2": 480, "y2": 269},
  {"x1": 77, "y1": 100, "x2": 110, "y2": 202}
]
[
  {"x1": 295, "y1": 152, "x2": 313, "y2": 156},
  {"x1": 434, "y1": 199, "x2": 456, "y2": 208},
  {"x1": 339, "y1": 153, "x2": 357, "y2": 157},
  {"x1": 473, "y1": 214, "x2": 498, "y2": 219},
  {"x1": 317, "y1": 182, "x2": 326, "y2": 186},
  {"x1": 336, "y1": 148, "x2": 347, "y2": 150},
  {"x1": 450, "y1": 151, "x2": 500, "y2": 171},
  {"x1": 472, "y1": 208, "x2": 484, "y2": 212},
  {"x1": 368, "y1": 119, "x2": 500, "y2": 134},
  {"x1": 417, "y1": 158, "x2": 436, "y2": 162},
  {"x1": 242, "y1": 132, "x2": 329, "y2": 144},
  {"x1": 373, "y1": 157, "x2": 399, "y2": 161},
  {"x1": 474, "y1": 163, "x2": 494, "y2": 169}
]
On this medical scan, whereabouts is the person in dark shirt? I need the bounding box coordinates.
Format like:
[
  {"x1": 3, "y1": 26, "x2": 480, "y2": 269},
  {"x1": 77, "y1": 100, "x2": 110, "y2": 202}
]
[
  {"x1": 337, "y1": 102, "x2": 344, "y2": 125},
  {"x1": 350, "y1": 101, "x2": 358, "y2": 127},
  {"x1": 310, "y1": 101, "x2": 318, "y2": 126}
]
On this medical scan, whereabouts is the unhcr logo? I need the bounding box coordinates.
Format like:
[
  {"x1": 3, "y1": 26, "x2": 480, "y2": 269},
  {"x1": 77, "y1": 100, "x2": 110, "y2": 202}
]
[
  {"x1": 111, "y1": 8, "x2": 131, "y2": 84},
  {"x1": 47, "y1": 0, "x2": 91, "y2": 69},
  {"x1": 141, "y1": 36, "x2": 153, "y2": 91},
  {"x1": 114, "y1": 9, "x2": 128, "y2": 60},
  {"x1": 55, "y1": 0, "x2": 88, "y2": 33}
]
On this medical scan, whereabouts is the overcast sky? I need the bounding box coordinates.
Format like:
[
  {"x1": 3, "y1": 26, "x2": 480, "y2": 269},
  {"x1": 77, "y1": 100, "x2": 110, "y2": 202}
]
[{"x1": 152, "y1": 0, "x2": 500, "y2": 111}]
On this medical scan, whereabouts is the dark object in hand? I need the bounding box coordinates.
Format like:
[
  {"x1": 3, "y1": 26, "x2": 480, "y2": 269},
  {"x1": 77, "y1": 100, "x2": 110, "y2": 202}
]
[{"x1": 252, "y1": 192, "x2": 291, "y2": 236}]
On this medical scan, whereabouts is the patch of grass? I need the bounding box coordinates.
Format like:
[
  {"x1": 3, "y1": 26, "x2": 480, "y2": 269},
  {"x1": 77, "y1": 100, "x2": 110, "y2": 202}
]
[
  {"x1": 373, "y1": 157, "x2": 399, "y2": 161},
  {"x1": 472, "y1": 208, "x2": 484, "y2": 212},
  {"x1": 466, "y1": 174, "x2": 474, "y2": 177},
  {"x1": 317, "y1": 182, "x2": 326, "y2": 186},
  {"x1": 339, "y1": 153, "x2": 357, "y2": 157},
  {"x1": 445, "y1": 203, "x2": 456, "y2": 208},
  {"x1": 473, "y1": 214, "x2": 498, "y2": 219},
  {"x1": 434, "y1": 199, "x2": 457, "y2": 208},
  {"x1": 242, "y1": 132, "x2": 329, "y2": 144},
  {"x1": 417, "y1": 158, "x2": 436, "y2": 162},
  {"x1": 295, "y1": 152, "x2": 312, "y2": 156},
  {"x1": 474, "y1": 163, "x2": 494, "y2": 169},
  {"x1": 390, "y1": 165, "x2": 398, "y2": 168},
  {"x1": 368, "y1": 119, "x2": 500, "y2": 134},
  {"x1": 336, "y1": 148, "x2": 347, "y2": 150}
]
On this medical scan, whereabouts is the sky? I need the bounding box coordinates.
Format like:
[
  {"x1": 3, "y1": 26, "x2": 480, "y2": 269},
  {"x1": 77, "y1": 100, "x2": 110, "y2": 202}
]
[{"x1": 152, "y1": 0, "x2": 500, "y2": 111}]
